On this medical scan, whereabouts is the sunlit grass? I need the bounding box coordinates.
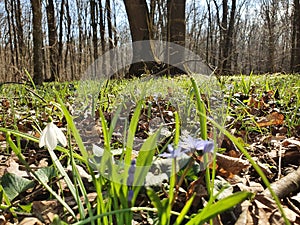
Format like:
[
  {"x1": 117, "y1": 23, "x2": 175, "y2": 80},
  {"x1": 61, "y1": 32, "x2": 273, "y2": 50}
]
[{"x1": 0, "y1": 73, "x2": 298, "y2": 224}]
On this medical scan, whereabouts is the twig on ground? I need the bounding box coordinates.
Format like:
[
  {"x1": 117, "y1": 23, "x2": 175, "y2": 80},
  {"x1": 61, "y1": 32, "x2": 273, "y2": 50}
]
[{"x1": 263, "y1": 166, "x2": 300, "y2": 199}]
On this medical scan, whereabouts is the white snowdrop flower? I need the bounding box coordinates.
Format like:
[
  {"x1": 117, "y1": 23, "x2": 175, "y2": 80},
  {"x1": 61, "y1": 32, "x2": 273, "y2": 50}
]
[{"x1": 39, "y1": 122, "x2": 67, "y2": 150}]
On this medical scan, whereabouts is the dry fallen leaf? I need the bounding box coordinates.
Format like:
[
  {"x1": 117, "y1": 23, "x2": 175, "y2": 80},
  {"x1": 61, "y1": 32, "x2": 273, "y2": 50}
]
[
  {"x1": 257, "y1": 112, "x2": 284, "y2": 127},
  {"x1": 282, "y1": 138, "x2": 300, "y2": 148},
  {"x1": 32, "y1": 200, "x2": 62, "y2": 224},
  {"x1": 18, "y1": 217, "x2": 43, "y2": 225},
  {"x1": 6, "y1": 158, "x2": 28, "y2": 177},
  {"x1": 216, "y1": 153, "x2": 250, "y2": 178}
]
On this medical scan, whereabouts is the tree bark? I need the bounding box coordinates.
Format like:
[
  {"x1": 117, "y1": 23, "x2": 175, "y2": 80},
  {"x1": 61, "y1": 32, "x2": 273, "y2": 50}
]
[
  {"x1": 4, "y1": 0, "x2": 15, "y2": 68},
  {"x1": 99, "y1": 0, "x2": 105, "y2": 53},
  {"x1": 222, "y1": 0, "x2": 236, "y2": 74},
  {"x1": 166, "y1": 0, "x2": 186, "y2": 75},
  {"x1": 106, "y1": 0, "x2": 114, "y2": 50},
  {"x1": 90, "y1": 0, "x2": 98, "y2": 60},
  {"x1": 263, "y1": 0, "x2": 277, "y2": 73},
  {"x1": 292, "y1": 0, "x2": 300, "y2": 72},
  {"x1": 123, "y1": 0, "x2": 158, "y2": 77},
  {"x1": 58, "y1": 0, "x2": 65, "y2": 77},
  {"x1": 76, "y1": 0, "x2": 83, "y2": 76},
  {"x1": 30, "y1": 0, "x2": 44, "y2": 85},
  {"x1": 46, "y1": 0, "x2": 58, "y2": 82},
  {"x1": 15, "y1": 0, "x2": 24, "y2": 70}
]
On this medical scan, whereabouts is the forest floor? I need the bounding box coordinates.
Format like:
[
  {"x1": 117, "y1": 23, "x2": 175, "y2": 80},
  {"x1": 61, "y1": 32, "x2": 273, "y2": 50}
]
[{"x1": 0, "y1": 74, "x2": 299, "y2": 225}]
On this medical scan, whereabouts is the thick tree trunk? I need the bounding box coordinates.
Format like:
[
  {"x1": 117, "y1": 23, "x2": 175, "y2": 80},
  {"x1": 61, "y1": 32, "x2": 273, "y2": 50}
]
[
  {"x1": 123, "y1": 0, "x2": 158, "y2": 77},
  {"x1": 30, "y1": 0, "x2": 44, "y2": 85},
  {"x1": 46, "y1": 0, "x2": 58, "y2": 82}
]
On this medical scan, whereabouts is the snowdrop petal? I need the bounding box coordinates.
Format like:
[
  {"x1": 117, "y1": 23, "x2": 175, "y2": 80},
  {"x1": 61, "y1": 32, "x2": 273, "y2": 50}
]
[
  {"x1": 39, "y1": 124, "x2": 49, "y2": 148},
  {"x1": 45, "y1": 125, "x2": 58, "y2": 150},
  {"x1": 39, "y1": 132, "x2": 45, "y2": 148},
  {"x1": 54, "y1": 125, "x2": 67, "y2": 147}
]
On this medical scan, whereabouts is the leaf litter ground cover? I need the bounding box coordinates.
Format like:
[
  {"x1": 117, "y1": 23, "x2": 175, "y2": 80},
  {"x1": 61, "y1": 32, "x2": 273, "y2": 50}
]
[{"x1": 0, "y1": 74, "x2": 299, "y2": 224}]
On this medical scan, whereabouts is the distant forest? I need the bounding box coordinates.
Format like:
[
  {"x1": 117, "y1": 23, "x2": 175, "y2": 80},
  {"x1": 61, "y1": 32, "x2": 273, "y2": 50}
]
[{"x1": 0, "y1": 0, "x2": 299, "y2": 83}]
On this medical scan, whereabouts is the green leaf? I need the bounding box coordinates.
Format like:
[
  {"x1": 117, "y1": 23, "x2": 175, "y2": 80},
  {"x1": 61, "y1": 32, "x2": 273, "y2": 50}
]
[
  {"x1": 1, "y1": 173, "x2": 35, "y2": 201},
  {"x1": 19, "y1": 203, "x2": 32, "y2": 213},
  {"x1": 35, "y1": 167, "x2": 57, "y2": 183},
  {"x1": 186, "y1": 191, "x2": 253, "y2": 225}
]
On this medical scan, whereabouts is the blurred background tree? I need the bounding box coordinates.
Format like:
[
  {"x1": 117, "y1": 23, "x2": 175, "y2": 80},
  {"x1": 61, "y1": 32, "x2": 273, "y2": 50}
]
[{"x1": 0, "y1": 0, "x2": 299, "y2": 82}]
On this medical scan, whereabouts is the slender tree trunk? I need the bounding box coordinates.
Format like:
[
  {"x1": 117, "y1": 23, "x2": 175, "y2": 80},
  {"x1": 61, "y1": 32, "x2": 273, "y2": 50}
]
[
  {"x1": 222, "y1": 0, "x2": 236, "y2": 74},
  {"x1": 106, "y1": 0, "x2": 114, "y2": 50},
  {"x1": 15, "y1": 0, "x2": 24, "y2": 71},
  {"x1": 64, "y1": 0, "x2": 73, "y2": 80},
  {"x1": 220, "y1": 0, "x2": 228, "y2": 74},
  {"x1": 30, "y1": 0, "x2": 44, "y2": 85},
  {"x1": 58, "y1": 0, "x2": 65, "y2": 78},
  {"x1": 90, "y1": 0, "x2": 98, "y2": 60},
  {"x1": 264, "y1": 2, "x2": 276, "y2": 73},
  {"x1": 113, "y1": 0, "x2": 118, "y2": 47},
  {"x1": 293, "y1": 0, "x2": 300, "y2": 72},
  {"x1": 149, "y1": 0, "x2": 155, "y2": 39},
  {"x1": 46, "y1": 0, "x2": 58, "y2": 82},
  {"x1": 76, "y1": 0, "x2": 83, "y2": 76},
  {"x1": 4, "y1": 0, "x2": 15, "y2": 68},
  {"x1": 99, "y1": 0, "x2": 105, "y2": 53},
  {"x1": 11, "y1": 0, "x2": 20, "y2": 69}
]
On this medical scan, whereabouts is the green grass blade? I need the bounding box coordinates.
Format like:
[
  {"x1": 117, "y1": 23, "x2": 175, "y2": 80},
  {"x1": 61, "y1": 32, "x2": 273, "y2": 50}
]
[
  {"x1": 124, "y1": 100, "x2": 143, "y2": 166},
  {"x1": 174, "y1": 193, "x2": 196, "y2": 225},
  {"x1": 190, "y1": 76, "x2": 207, "y2": 140},
  {"x1": 108, "y1": 104, "x2": 123, "y2": 140},
  {"x1": 55, "y1": 98, "x2": 88, "y2": 161},
  {"x1": 24, "y1": 69, "x2": 36, "y2": 90},
  {"x1": 174, "y1": 111, "x2": 180, "y2": 146},
  {"x1": 186, "y1": 191, "x2": 252, "y2": 225}
]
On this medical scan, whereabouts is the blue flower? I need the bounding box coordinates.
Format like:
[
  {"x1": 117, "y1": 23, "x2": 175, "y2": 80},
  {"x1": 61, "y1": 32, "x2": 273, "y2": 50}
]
[
  {"x1": 128, "y1": 189, "x2": 134, "y2": 202},
  {"x1": 197, "y1": 140, "x2": 214, "y2": 154},
  {"x1": 179, "y1": 135, "x2": 214, "y2": 154},
  {"x1": 159, "y1": 144, "x2": 186, "y2": 158},
  {"x1": 127, "y1": 159, "x2": 136, "y2": 187}
]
